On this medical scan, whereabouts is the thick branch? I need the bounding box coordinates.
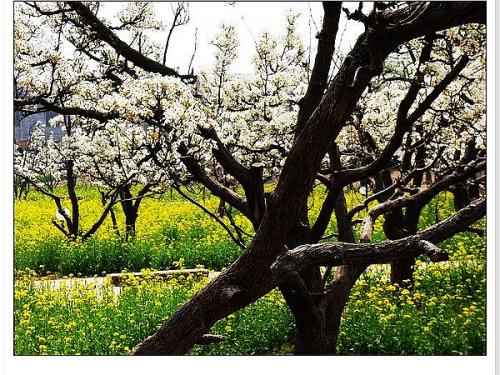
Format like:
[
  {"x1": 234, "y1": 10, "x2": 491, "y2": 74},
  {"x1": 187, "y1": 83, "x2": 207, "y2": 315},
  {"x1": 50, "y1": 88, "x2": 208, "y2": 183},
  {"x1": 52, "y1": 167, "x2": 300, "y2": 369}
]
[
  {"x1": 360, "y1": 160, "x2": 485, "y2": 243},
  {"x1": 272, "y1": 198, "x2": 485, "y2": 282},
  {"x1": 178, "y1": 143, "x2": 249, "y2": 217},
  {"x1": 67, "y1": 2, "x2": 195, "y2": 82},
  {"x1": 14, "y1": 98, "x2": 118, "y2": 123},
  {"x1": 294, "y1": 2, "x2": 342, "y2": 138},
  {"x1": 198, "y1": 125, "x2": 252, "y2": 186},
  {"x1": 191, "y1": 127, "x2": 266, "y2": 227}
]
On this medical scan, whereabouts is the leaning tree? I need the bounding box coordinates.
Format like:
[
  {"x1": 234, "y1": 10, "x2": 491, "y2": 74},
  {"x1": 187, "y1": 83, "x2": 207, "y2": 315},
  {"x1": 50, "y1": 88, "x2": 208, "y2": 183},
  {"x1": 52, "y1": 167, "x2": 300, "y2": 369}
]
[{"x1": 14, "y1": 1, "x2": 486, "y2": 355}]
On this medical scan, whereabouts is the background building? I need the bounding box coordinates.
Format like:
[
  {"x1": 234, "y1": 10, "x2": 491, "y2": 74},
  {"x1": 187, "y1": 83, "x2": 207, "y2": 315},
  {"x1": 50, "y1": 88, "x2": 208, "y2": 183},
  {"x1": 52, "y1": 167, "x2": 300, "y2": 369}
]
[{"x1": 14, "y1": 110, "x2": 64, "y2": 149}]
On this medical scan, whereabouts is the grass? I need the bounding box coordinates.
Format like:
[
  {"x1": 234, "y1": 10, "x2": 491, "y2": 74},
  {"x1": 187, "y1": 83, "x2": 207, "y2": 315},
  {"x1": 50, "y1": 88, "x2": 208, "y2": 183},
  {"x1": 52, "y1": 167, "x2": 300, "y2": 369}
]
[
  {"x1": 16, "y1": 186, "x2": 485, "y2": 276},
  {"x1": 337, "y1": 259, "x2": 486, "y2": 355},
  {"x1": 14, "y1": 270, "x2": 294, "y2": 355}
]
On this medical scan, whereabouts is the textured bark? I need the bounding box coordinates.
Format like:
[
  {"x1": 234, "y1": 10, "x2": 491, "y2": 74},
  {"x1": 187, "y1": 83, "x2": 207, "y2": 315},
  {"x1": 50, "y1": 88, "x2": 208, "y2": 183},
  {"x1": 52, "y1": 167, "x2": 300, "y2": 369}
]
[
  {"x1": 249, "y1": 2, "x2": 343, "y2": 354},
  {"x1": 320, "y1": 186, "x2": 360, "y2": 354},
  {"x1": 15, "y1": 1, "x2": 485, "y2": 356},
  {"x1": 451, "y1": 139, "x2": 483, "y2": 210},
  {"x1": 326, "y1": 264, "x2": 367, "y2": 352},
  {"x1": 272, "y1": 199, "x2": 483, "y2": 280}
]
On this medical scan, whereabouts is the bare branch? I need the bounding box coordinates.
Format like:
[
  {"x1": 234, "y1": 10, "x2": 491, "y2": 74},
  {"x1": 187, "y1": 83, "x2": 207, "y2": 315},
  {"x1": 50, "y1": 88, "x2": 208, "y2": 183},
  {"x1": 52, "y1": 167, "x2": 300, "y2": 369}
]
[
  {"x1": 359, "y1": 160, "x2": 485, "y2": 243},
  {"x1": 162, "y1": 2, "x2": 190, "y2": 66},
  {"x1": 173, "y1": 185, "x2": 246, "y2": 250},
  {"x1": 177, "y1": 143, "x2": 249, "y2": 218}
]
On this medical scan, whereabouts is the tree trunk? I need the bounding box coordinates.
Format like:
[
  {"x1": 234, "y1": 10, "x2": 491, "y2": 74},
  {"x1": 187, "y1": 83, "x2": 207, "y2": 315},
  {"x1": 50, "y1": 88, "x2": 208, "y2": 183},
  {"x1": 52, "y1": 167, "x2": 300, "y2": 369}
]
[
  {"x1": 131, "y1": 3, "x2": 486, "y2": 355},
  {"x1": 120, "y1": 186, "x2": 139, "y2": 239},
  {"x1": 452, "y1": 184, "x2": 470, "y2": 211},
  {"x1": 385, "y1": 211, "x2": 417, "y2": 287},
  {"x1": 66, "y1": 160, "x2": 80, "y2": 239},
  {"x1": 294, "y1": 317, "x2": 336, "y2": 355},
  {"x1": 325, "y1": 265, "x2": 367, "y2": 351},
  {"x1": 124, "y1": 210, "x2": 137, "y2": 239},
  {"x1": 319, "y1": 189, "x2": 364, "y2": 353},
  {"x1": 390, "y1": 258, "x2": 416, "y2": 287},
  {"x1": 390, "y1": 202, "x2": 424, "y2": 287}
]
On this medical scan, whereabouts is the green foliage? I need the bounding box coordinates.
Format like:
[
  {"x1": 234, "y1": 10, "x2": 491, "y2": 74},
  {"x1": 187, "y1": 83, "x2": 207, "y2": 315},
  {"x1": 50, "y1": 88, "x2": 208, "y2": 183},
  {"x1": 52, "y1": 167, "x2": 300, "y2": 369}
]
[
  {"x1": 15, "y1": 185, "x2": 245, "y2": 276},
  {"x1": 14, "y1": 258, "x2": 486, "y2": 355}
]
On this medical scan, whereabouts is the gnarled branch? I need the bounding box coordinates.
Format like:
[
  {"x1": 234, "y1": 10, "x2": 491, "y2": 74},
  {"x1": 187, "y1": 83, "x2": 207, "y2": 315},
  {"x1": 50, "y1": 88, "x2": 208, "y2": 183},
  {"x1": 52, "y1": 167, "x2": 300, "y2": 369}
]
[{"x1": 272, "y1": 198, "x2": 484, "y2": 283}]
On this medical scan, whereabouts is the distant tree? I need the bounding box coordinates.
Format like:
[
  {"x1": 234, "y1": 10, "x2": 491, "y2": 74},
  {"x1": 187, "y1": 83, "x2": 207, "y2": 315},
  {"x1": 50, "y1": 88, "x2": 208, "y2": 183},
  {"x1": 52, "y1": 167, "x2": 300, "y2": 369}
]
[{"x1": 13, "y1": 117, "x2": 123, "y2": 240}]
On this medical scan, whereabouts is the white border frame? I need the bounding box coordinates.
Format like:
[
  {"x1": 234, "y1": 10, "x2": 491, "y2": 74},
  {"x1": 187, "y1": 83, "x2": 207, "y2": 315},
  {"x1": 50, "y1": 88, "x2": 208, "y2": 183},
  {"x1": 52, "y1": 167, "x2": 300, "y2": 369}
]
[{"x1": 2, "y1": 1, "x2": 497, "y2": 374}]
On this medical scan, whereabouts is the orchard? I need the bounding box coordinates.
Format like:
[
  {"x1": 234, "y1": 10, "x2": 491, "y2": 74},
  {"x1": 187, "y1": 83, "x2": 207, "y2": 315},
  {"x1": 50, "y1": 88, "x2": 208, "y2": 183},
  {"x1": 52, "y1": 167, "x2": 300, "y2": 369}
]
[{"x1": 13, "y1": 2, "x2": 486, "y2": 356}]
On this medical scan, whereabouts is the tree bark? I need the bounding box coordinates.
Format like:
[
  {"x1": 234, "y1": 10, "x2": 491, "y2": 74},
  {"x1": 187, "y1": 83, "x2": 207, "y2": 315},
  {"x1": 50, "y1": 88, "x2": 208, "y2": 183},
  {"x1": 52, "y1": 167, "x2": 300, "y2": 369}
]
[{"x1": 119, "y1": 186, "x2": 139, "y2": 239}]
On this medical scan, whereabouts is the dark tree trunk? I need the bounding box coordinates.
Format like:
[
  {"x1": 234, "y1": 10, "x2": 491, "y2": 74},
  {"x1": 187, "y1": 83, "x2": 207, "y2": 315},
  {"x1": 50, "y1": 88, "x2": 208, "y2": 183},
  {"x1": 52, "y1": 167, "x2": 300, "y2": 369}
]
[
  {"x1": 321, "y1": 187, "x2": 365, "y2": 352},
  {"x1": 14, "y1": 177, "x2": 30, "y2": 200},
  {"x1": 326, "y1": 264, "x2": 367, "y2": 351},
  {"x1": 392, "y1": 200, "x2": 425, "y2": 287},
  {"x1": 119, "y1": 185, "x2": 142, "y2": 239},
  {"x1": 130, "y1": 3, "x2": 486, "y2": 355},
  {"x1": 453, "y1": 184, "x2": 471, "y2": 211},
  {"x1": 294, "y1": 316, "x2": 336, "y2": 355},
  {"x1": 66, "y1": 160, "x2": 80, "y2": 239},
  {"x1": 124, "y1": 209, "x2": 137, "y2": 238},
  {"x1": 452, "y1": 138, "x2": 481, "y2": 210},
  {"x1": 280, "y1": 276, "x2": 335, "y2": 355},
  {"x1": 388, "y1": 129, "x2": 426, "y2": 287},
  {"x1": 109, "y1": 207, "x2": 120, "y2": 236},
  {"x1": 384, "y1": 203, "x2": 418, "y2": 286},
  {"x1": 390, "y1": 257, "x2": 416, "y2": 287},
  {"x1": 288, "y1": 145, "x2": 354, "y2": 355}
]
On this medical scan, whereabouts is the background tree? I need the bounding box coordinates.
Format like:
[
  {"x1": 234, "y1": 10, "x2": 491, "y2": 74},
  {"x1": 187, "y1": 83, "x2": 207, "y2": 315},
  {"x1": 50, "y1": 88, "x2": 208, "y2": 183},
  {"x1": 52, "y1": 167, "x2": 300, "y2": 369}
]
[{"x1": 14, "y1": 117, "x2": 123, "y2": 240}]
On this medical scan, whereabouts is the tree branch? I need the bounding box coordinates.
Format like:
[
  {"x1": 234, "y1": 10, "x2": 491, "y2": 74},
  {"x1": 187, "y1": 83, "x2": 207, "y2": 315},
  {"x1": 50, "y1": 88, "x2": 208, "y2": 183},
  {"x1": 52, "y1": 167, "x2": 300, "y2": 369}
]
[
  {"x1": 359, "y1": 160, "x2": 485, "y2": 243},
  {"x1": 14, "y1": 98, "x2": 118, "y2": 123},
  {"x1": 178, "y1": 143, "x2": 249, "y2": 217},
  {"x1": 339, "y1": 53, "x2": 469, "y2": 188},
  {"x1": 272, "y1": 198, "x2": 485, "y2": 283},
  {"x1": 294, "y1": 2, "x2": 342, "y2": 138},
  {"x1": 173, "y1": 185, "x2": 246, "y2": 250},
  {"x1": 67, "y1": 2, "x2": 196, "y2": 82}
]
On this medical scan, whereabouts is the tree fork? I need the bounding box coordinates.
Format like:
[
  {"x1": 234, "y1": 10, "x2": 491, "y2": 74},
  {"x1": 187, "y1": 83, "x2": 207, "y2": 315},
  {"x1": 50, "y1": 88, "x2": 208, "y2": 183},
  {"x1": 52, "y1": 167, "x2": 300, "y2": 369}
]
[{"x1": 131, "y1": 3, "x2": 485, "y2": 355}]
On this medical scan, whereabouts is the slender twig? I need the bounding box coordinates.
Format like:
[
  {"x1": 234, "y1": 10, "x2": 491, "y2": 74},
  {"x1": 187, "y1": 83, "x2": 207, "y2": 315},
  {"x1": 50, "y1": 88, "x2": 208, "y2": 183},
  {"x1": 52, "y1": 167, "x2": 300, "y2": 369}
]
[{"x1": 173, "y1": 185, "x2": 246, "y2": 250}]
